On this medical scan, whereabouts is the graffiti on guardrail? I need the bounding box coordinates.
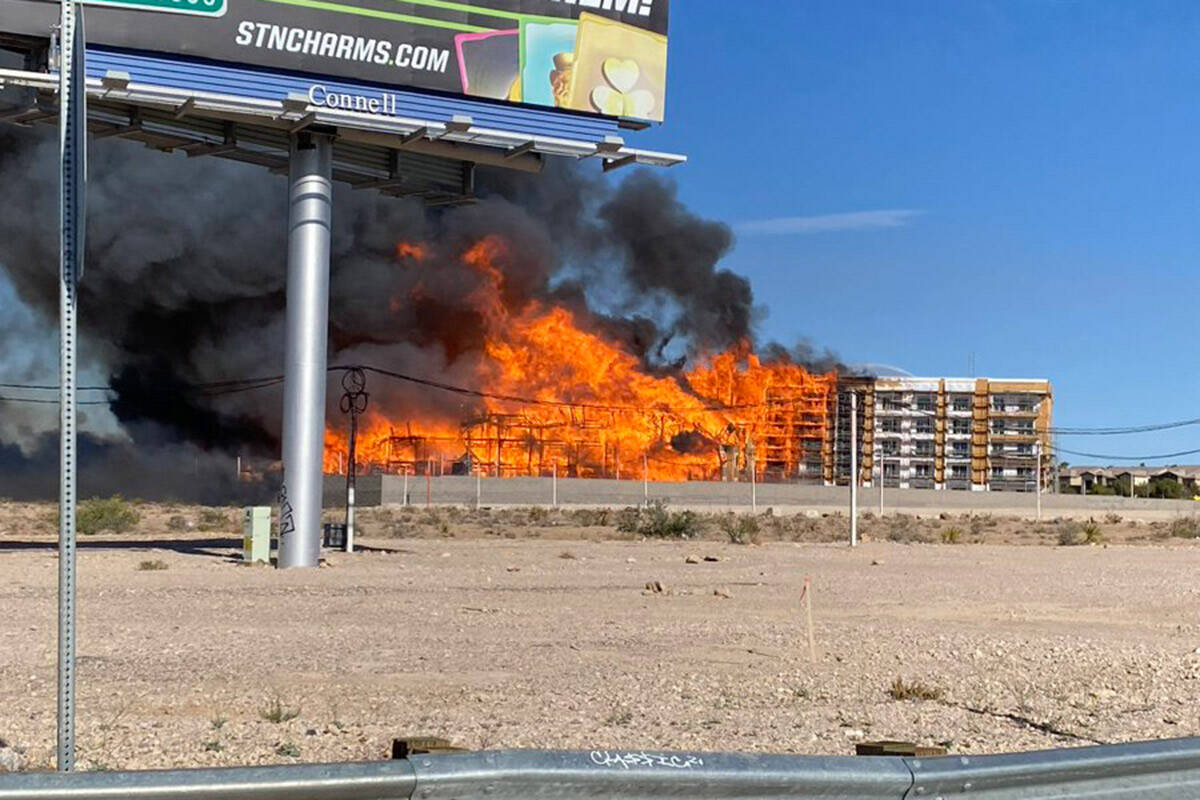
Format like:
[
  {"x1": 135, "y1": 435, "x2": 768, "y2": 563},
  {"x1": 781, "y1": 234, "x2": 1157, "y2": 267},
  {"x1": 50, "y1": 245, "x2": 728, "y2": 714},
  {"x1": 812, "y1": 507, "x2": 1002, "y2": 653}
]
[{"x1": 589, "y1": 751, "x2": 705, "y2": 769}]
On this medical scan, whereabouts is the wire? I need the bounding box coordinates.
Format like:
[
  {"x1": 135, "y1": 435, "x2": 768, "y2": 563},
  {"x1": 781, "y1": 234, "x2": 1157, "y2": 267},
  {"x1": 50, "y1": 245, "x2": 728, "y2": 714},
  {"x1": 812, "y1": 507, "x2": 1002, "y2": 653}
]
[
  {"x1": 0, "y1": 367, "x2": 1196, "y2": 450},
  {"x1": 0, "y1": 395, "x2": 112, "y2": 405},
  {"x1": 1050, "y1": 445, "x2": 1200, "y2": 462}
]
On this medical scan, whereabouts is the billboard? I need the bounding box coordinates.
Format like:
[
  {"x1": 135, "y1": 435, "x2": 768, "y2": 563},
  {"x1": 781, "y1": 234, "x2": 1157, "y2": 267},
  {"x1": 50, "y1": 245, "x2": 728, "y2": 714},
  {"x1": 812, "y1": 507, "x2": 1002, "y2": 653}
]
[{"x1": 1, "y1": 0, "x2": 670, "y2": 121}]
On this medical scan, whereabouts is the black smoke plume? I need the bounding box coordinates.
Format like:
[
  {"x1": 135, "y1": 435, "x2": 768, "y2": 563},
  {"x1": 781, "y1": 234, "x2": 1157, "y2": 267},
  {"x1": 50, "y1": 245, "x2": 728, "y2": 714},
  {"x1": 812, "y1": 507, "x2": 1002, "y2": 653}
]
[{"x1": 0, "y1": 122, "x2": 832, "y2": 500}]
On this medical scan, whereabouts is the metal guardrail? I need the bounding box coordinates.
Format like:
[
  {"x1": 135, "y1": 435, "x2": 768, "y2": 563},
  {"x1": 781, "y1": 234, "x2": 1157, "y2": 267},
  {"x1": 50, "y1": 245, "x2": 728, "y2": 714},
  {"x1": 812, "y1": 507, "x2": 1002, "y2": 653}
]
[{"x1": 3, "y1": 739, "x2": 1200, "y2": 800}]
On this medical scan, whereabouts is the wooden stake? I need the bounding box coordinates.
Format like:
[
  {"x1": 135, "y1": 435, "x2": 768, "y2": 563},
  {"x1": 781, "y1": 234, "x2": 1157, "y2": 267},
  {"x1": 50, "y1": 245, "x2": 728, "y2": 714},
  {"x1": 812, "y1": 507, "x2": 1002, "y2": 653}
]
[{"x1": 801, "y1": 576, "x2": 817, "y2": 664}]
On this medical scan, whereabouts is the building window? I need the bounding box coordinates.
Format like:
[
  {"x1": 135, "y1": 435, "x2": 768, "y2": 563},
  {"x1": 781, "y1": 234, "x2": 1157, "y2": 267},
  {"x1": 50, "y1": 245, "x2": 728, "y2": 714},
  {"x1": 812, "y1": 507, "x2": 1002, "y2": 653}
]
[
  {"x1": 1013, "y1": 421, "x2": 1034, "y2": 434},
  {"x1": 992, "y1": 397, "x2": 1005, "y2": 411},
  {"x1": 952, "y1": 441, "x2": 969, "y2": 457},
  {"x1": 882, "y1": 393, "x2": 904, "y2": 411},
  {"x1": 1017, "y1": 467, "x2": 1033, "y2": 478},
  {"x1": 951, "y1": 465, "x2": 968, "y2": 479},
  {"x1": 952, "y1": 419, "x2": 971, "y2": 435},
  {"x1": 952, "y1": 395, "x2": 971, "y2": 412},
  {"x1": 915, "y1": 441, "x2": 934, "y2": 457},
  {"x1": 991, "y1": 466, "x2": 1005, "y2": 479},
  {"x1": 884, "y1": 462, "x2": 899, "y2": 478},
  {"x1": 991, "y1": 444, "x2": 1005, "y2": 455},
  {"x1": 880, "y1": 418, "x2": 901, "y2": 433},
  {"x1": 915, "y1": 394, "x2": 935, "y2": 412},
  {"x1": 991, "y1": 420, "x2": 1005, "y2": 434},
  {"x1": 914, "y1": 463, "x2": 932, "y2": 478},
  {"x1": 1016, "y1": 443, "x2": 1032, "y2": 455},
  {"x1": 915, "y1": 418, "x2": 934, "y2": 434},
  {"x1": 881, "y1": 439, "x2": 900, "y2": 456}
]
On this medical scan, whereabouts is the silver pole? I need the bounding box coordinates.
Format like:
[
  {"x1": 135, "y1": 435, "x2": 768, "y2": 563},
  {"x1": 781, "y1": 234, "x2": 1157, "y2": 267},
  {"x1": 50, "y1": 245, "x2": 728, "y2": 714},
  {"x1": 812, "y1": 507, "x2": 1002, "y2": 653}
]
[
  {"x1": 57, "y1": 0, "x2": 85, "y2": 771},
  {"x1": 552, "y1": 461, "x2": 557, "y2": 507},
  {"x1": 849, "y1": 391, "x2": 858, "y2": 547},
  {"x1": 476, "y1": 468, "x2": 481, "y2": 510},
  {"x1": 750, "y1": 456, "x2": 757, "y2": 512},
  {"x1": 1035, "y1": 440, "x2": 1042, "y2": 521},
  {"x1": 403, "y1": 470, "x2": 409, "y2": 506},
  {"x1": 278, "y1": 132, "x2": 332, "y2": 569},
  {"x1": 643, "y1": 453, "x2": 648, "y2": 505},
  {"x1": 877, "y1": 442, "x2": 883, "y2": 517}
]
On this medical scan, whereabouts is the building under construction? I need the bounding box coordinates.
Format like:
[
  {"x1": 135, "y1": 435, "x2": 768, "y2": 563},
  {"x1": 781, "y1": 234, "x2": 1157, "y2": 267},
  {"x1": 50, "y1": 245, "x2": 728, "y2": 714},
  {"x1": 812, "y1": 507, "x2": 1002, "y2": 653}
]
[
  {"x1": 828, "y1": 377, "x2": 1054, "y2": 492},
  {"x1": 335, "y1": 374, "x2": 1051, "y2": 491}
]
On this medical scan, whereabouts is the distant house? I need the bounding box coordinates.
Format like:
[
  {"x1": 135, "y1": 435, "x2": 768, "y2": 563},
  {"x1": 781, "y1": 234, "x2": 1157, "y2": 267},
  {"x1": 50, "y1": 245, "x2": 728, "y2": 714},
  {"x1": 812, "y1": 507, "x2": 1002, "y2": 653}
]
[{"x1": 1058, "y1": 465, "x2": 1200, "y2": 496}]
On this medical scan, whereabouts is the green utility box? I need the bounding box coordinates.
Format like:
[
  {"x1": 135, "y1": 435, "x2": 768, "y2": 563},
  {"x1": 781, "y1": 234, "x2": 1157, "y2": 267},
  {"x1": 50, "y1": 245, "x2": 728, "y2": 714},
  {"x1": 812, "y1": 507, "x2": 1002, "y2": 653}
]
[{"x1": 243, "y1": 506, "x2": 271, "y2": 564}]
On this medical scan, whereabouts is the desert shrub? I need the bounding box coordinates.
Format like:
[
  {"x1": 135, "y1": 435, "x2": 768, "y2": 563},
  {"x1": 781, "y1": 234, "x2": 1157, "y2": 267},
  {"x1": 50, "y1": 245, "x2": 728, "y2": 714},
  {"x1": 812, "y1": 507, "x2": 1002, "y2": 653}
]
[
  {"x1": 260, "y1": 696, "x2": 300, "y2": 723},
  {"x1": 1168, "y1": 517, "x2": 1200, "y2": 539},
  {"x1": 571, "y1": 508, "x2": 612, "y2": 527},
  {"x1": 137, "y1": 559, "x2": 169, "y2": 571},
  {"x1": 887, "y1": 677, "x2": 944, "y2": 702},
  {"x1": 196, "y1": 508, "x2": 231, "y2": 532},
  {"x1": 77, "y1": 496, "x2": 140, "y2": 536},
  {"x1": 1081, "y1": 521, "x2": 1105, "y2": 545},
  {"x1": 887, "y1": 515, "x2": 931, "y2": 543},
  {"x1": 719, "y1": 513, "x2": 760, "y2": 545},
  {"x1": 1056, "y1": 521, "x2": 1085, "y2": 546},
  {"x1": 166, "y1": 514, "x2": 188, "y2": 531},
  {"x1": 1104, "y1": 513, "x2": 1123, "y2": 524},
  {"x1": 526, "y1": 506, "x2": 549, "y2": 524},
  {"x1": 940, "y1": 527, "x2": 963, "y2": 544},
  {"x1": 617, "y1": 500, "x2": 699, "y2": 539}
]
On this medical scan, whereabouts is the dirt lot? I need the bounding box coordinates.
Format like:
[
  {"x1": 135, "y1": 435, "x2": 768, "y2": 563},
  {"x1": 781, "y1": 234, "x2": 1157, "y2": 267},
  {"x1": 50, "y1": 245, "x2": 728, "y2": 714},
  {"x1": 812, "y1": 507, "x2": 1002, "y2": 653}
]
[{"x1": 3, "y1": 500, "x2": 1200, "y2": 771}]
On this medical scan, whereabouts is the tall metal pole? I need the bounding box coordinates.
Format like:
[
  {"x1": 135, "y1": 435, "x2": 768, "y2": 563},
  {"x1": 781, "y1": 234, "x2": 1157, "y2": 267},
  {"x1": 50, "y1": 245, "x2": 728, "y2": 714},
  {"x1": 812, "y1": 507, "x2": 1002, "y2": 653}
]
[
  {"x1": 57, "y1": 0, "x2": 86, "y2": 771},
  {"x1": 849, "y1": 391, "x2": 858, "y2": 547},
  {"x1": 750, "y1": 455, "x2": 757, "y2": 512},
  {"x1": 278, "y1": 132, "x2": 332, "y2": 569},
  {"x1": 1035, "y1": 439, "x2": 1042, "y2": 521},
  {"x1": 643, "y1": 453, "x2": 649, "y2": 505},
  {"x1": 340, "y1": 368, "x2": 367, "y2": 554},
  {"x1": 877, "y1": 441, "x2": 884, "y2": 517},
  {"x1": 552, "y1": 460, "x2": 558, "y2": 507}
]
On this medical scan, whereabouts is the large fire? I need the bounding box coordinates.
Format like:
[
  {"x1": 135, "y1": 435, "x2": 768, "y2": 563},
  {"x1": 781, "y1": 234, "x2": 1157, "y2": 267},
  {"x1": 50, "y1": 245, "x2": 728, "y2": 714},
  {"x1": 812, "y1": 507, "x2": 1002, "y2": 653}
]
[{"x1": 324, "y1": 237, "x2": 836, "y2": 482}]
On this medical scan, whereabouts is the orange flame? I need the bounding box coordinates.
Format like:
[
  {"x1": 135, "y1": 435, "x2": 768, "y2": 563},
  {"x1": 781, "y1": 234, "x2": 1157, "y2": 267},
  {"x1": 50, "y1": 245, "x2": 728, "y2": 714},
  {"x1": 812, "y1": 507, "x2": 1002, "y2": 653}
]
[{"x1": 324, "y1": 238, "x2": 836, "y2": 481}]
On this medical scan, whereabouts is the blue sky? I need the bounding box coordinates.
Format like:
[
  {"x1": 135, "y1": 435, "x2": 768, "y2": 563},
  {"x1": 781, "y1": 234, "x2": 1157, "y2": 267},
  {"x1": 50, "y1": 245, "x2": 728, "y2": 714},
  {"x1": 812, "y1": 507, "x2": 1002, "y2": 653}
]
[{"x1": 635, "y1": 0, "x2": 1200, "y2": 463}]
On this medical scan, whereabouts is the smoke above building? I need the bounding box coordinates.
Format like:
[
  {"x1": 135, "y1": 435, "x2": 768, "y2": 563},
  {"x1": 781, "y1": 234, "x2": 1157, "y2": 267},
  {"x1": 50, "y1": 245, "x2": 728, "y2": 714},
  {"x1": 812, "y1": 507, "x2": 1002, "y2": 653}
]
[{"x1": 0, "y1": 123, "x2": 839, "y2": 499}]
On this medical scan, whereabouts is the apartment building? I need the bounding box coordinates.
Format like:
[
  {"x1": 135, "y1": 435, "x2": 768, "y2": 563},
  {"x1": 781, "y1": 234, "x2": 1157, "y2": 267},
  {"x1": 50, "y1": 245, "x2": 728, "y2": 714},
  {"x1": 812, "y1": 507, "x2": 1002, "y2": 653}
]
[{"x1": 825, "y1": 377, "x2": 1053, "y2": 491}]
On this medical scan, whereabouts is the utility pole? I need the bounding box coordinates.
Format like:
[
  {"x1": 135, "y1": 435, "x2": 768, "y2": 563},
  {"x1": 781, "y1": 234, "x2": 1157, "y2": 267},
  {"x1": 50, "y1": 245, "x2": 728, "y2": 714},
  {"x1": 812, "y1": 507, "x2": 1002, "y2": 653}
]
[
  {"x1": 1035, "y1": 440, "x2": 1042, "y2": 521},
  {"x1": 57, "y1": 0, "x2": 86, "y2": 771},
  {"x1": 339, "y1": 368, "x2": 367, "y2": 554},
  {"x1": 877, "y1": 441, "x2": 884, "y2": 517},
  {"x1": 643, "y1": 452, "x2": 649, "y2": 505},
  {"x1": 850, "y1": 391, "x2": 858, "y2": 547}
]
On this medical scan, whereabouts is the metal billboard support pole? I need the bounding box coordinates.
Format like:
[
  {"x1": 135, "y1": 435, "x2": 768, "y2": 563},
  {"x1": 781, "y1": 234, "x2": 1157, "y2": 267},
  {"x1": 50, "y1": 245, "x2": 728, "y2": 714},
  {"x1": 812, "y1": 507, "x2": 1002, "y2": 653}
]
[
  {"x1": 278, "y1": 131, "x2": 332, "y2": 569},
  {"x1": 57, "y1": 0, "x2": 86, "y2": 771},
  {"x1": 849, "y1": 391, "x2": 858, "y2": 547}
]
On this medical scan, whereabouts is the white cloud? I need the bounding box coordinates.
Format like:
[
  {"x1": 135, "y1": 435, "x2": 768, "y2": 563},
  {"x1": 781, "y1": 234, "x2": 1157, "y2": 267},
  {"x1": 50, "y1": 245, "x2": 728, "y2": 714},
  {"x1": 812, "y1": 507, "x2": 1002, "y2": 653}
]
[{"x1": 736, "y1": 209, "x2": 923, "y2": 236}]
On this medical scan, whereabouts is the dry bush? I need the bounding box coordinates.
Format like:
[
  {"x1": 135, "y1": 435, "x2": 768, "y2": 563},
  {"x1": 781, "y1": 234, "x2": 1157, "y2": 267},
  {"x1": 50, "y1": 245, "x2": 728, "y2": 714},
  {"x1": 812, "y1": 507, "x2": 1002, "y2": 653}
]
[
  {"x1": 136, "y1": 559, "x2": 169, "y2": 571},
  {"x1": 887, "y1": 677, "x2": 944, "y2": 702},
  {"x1": 77, "y1": 496, "x2": 140, "y2": 536},
  {"x1": 1166, "y1": 517, "x2": 1200, "y2": 539},
  {"x1": 719, "y1": 513, "x2": 761, "y2": 545},
  {"x1": 1056, "y1": 521, "x2": 1085, "y2": 546}
]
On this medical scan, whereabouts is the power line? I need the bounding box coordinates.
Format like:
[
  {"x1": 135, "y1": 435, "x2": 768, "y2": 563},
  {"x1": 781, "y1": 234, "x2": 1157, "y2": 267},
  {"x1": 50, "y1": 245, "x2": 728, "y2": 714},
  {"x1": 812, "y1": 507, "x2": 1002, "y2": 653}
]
[
  {"x1": 1051, "y1": 444, "x2": 1200, "y2": 462},
  {"x1": 2, "y1": 368, "x2": 1198, "y2": 445}
]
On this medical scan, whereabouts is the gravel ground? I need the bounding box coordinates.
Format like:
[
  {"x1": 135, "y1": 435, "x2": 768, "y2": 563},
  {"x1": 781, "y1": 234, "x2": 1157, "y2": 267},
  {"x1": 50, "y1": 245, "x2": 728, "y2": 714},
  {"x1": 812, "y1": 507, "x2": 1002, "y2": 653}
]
[{"x1": 3, "y1": 527, "x2": 1200, "y2": 771}]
